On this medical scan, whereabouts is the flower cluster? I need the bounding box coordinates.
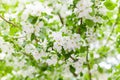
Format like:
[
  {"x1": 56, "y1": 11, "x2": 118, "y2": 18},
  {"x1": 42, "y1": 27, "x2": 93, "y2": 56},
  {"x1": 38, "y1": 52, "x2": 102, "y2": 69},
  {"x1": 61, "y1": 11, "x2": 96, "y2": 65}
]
[
  {"x1": 75, "y1": 0, "x2": 93, "y2": 18},
  {"x1": 50, "y1": 27, "x2": 81, "y2": 52}
]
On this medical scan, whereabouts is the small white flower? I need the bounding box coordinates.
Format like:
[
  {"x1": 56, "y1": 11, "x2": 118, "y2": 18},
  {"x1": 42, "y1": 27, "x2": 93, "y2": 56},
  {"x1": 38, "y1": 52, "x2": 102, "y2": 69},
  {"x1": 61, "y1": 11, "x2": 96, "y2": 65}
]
[
  {"x1": 0, "y1": 53, "x2": 5, "y2": 60},
  {"x1": 35, "y1": 22, "x2": 44, "y2": 36},
  {"x1": 53, "y1": 42, "x2": 62, "y2": 52},
  {"x1": 75, "y1": 0, "x2": 93, "y2": 18},
  {"x1": 1, "y1": 74, "x2": 12, "y2": 80},
  {"x1": 99, "y1": 62, "x2": 111, "y2": 69},
  {"x1": 32, "y1": 52, "x2": 41, "y2": 60},
  {"x1": 46, "y1": 55, "x2": 57, "y2": 65},
  {"x1": 21, "y1": 22, "x2": 34, "y2": 34},
  {"x1": 92, "y1": 16, "x2": 103, "y2": 23},
  {"x1": 25, "y1": 44, "x2": 36, "y2": 54}
]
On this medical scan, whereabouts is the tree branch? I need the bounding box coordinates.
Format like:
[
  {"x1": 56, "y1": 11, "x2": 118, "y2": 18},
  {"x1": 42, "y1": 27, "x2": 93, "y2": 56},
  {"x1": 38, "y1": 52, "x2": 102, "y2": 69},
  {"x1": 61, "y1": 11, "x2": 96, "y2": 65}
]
[
  {"x1": 58, "y1": 13, "x2": 64, "y2": 25},
  {"x1": 103, "y1": 22, "x2": 117, "y2": 47},
  {"x1": 0, "y1": 15, "x2": 18, "y2": 27},
  {"x1": 86, "y1": 44, "x2": 92, "y2": 80},
  {"x1": 104, "y1": 4, "x2": 120, "y2": 47},
  {"x1": 70, "y1": 56, "x2": 78, "y2": 62}
]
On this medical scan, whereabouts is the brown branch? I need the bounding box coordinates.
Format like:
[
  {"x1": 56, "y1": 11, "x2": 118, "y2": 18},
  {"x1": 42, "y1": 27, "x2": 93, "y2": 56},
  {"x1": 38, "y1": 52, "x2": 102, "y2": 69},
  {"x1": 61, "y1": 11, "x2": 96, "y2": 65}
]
[
  {"x1": 86, "y1": 45, "x2": 92, "y2": 80},
  {"x1": 0, "y1": 15, "x2": 18, "y2": 27},
  {"x1": 80, "y1": 18, "x2": 82, "y2": 25},
  {"x1": 70, "y1": 56, "x2": 78, "y2": 62},
  {"x1": 58, "y1": 13, "x2": 64, "y2": 25}
]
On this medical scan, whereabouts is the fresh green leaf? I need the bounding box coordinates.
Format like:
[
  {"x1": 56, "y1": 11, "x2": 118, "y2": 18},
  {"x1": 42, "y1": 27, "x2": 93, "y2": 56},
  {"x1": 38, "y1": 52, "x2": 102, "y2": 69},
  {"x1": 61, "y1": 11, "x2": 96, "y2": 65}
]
[
  {"x1": 104, "y1": 0, "x2": 117, "y2": 10},
  {"x1": 27, "y1": 15, "x2": 38, "y2": 24}
]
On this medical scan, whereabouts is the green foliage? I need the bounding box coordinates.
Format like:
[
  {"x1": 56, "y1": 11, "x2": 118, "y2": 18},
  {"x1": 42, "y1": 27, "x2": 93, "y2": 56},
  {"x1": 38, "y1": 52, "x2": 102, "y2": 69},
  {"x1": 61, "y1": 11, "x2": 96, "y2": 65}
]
[
  {"x1": 104, "y1": 0, "x2": 117, "y2": 10},
  {"x1": 69, "y1": 65, "x2": 76, "y2": 74},
  {"x1": 97, "y1": 46, "x2": 110, "y2": 57},
  {"x1": 97, "y1": 66, "x2": 103, "y2": 73},
  {"x1": 85, "y1": 19, "x2": 94, "y2": 27},
  {"x1": 116, "y1": 35, "x2": 120, "y2": 53},
  {"x1": 9, "y1": 27, "x2": 20, "y2": 35},
  {"x1": 27, "y1": 15, "x2": 38, "y2": 24},
  {"x1": 31, "y1": 33, "x2": 36, "y2": 41},
  {"x1": 0, "y1": 61, "x2": 13, "y2": 77}
]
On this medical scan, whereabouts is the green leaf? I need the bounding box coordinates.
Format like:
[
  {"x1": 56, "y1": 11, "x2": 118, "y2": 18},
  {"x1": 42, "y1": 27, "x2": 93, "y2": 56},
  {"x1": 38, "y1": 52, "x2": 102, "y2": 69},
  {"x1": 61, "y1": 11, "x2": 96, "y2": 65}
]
[
  {"x1": 80, "y1": 46, "x2": 87, "y2": 53},
  {"x1": 0, "y1": 61, "x2": 13, "y2": 75},
  {"x1": 97, "y1": 46, "x2": 110, "y2": 57},
  {"x1": 98, "y1": 66, "x2": 103, "y2": 73},
  {"x1": 27, "y1": 15, "x2": 38, "y2": 24},
  {"x1": 9, "y1": 27, "x2": 19, "y2": 35},
  {"x1": 80, "y1": 72, "x2": 83, "y2": 76},
  {"x1": 85, "y1": 19, "x2": 94, "y2": 27},
  {"x1": 0, "y1": 48, "x2": 2, "y2": 53},
  {"x1": 31, "y1": 33, "x2": 36, "y2": 41},
  {"x1": 108, "y1": 77, "x2": 112, "y2": 80},
  {"x1": 69, "y1": 65, "x2": 75, "y2": 73},
  {"x1": 115, "y1": 25, "x2": 120, "y2": 33},
  {"x1": 39, "y1": 0, "x2": 44, "y2": 2},
  {"x1": 104, "y1": 0, "x2": 117, "y2": 10},
  {"x1": 58, "y1": 77, "x2": 63, "y2": 80}
]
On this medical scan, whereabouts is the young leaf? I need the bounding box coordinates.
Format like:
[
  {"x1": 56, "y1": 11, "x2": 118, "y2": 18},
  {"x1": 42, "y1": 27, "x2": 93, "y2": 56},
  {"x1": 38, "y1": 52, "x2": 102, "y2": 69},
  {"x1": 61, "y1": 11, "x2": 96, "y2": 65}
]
[
  {"x1": 27, "y1": 15, "x2": 38, "y2": 24},
  {"x1": 104, "y1": 0, "x2": 117, "y2": 10},
  {"x1": 69, "y1": 65, "x2": 75, "y2": 73},
  {"x1": 31, "y1": 33, "x2": 36, "y2": 41}
]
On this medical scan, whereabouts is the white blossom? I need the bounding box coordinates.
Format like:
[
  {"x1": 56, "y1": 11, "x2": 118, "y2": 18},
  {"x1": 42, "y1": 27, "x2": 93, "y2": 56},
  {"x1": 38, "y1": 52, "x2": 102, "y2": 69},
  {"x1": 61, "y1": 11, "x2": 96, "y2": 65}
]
[
  {"x1": 75, "y1": 0, "x2": 93, "y2": 18},
  {"x1": 16, "y1": 66, "x2": 36, "y2": 78},
  {"x1": 46, "y1": 55, "x2": 57, "y2": 65},
  {"x1": 50, "y1": 28, "x2": 81, "y2": 52}
]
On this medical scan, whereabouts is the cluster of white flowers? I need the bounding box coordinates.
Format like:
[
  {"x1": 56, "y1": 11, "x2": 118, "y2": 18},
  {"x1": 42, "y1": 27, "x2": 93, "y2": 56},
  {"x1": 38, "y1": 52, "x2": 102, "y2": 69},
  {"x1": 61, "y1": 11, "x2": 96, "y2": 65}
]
[
  {"x1": 12, "y1": 66, "x2": 36, "y2": 78},
  {"x1": 20, "y1": 21, "x2": 44, "y2": 37},
  {"x1": 6, "y1": 57, "x2": 26, "y2": 69},
  {"x1": 25, "y1": 43, "x2": 42, "y2": 60},
  {"x1": 75, "y1": 0, "x2": 93, "y2": 18},
  {"x1": 92, "y1": 16, "x2": 103, "y2": 23},
  {"x1": 21, "y1": 1, "x2": 53, "y2": 21},
  {"x1": 18, "y1": 1, "x2": 45, "y2": 40},
  {"x1": 44, "y1": 0, "x2": 72, "y2": 18},
  {"x1": 46, "y1": 55, "x2": 58, "y2": 65},
  {"x1": 1, "y1": 74, "x2": 12, "y2": 80},
  {"x1": 21, "y1": 1, "x2": 44, "y2": 20},
  {"x1": 1, "y1": 0, "x2": 17, "y2": 5},
  {"x1": 86, "y1": 28, "x2": 97, "y2": 43},
  {"x1": 98, "y1": 6, "x2": 107, "y2": 15},
  {"x1": 21, "y1": 22, "x2": 34, "y2": 35},
  {"x1": 0, "y1": 37, "x2": 14, "y2": 60},
  {"x1": 94, "y1": 0, "x2": 108, "y2": 15},
  {"x1": 50, "y1": 28, "x2": 81, "y2": 52},
  {"x1": 69, "y1": 56, "x2": 86, "y2": 74}
]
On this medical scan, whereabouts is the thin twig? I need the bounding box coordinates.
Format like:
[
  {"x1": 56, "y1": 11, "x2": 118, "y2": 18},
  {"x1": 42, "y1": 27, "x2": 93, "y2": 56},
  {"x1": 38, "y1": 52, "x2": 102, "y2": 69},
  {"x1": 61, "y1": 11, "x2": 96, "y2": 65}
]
[
  {"x1": 85, "y1": 21, "x2": 92, "y2": 80},
  {"x1": 58, "y1": 13, "x2": 64, "y2": 25},
  {"x1": 78, "y1": 18, "x2": 82, "y2": 34},
  {"x1": 80, "y1": 18, "x2": 82, "y2": 25},
  {"x1": 104, "y1": 4, "x2": 120, "y2": 47},
  {"x1": 103, "y1": 22, "x2": 117, "y2": 47},
  {"x1": 70, "y1": 56, "x2": 78, "y2": 62},
  {"x1": 86, "y1": 44, "x2": 92, "y2": 80},
  {"x1": 0, "y1": 15, "x2": 18, "y2": 27}
]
